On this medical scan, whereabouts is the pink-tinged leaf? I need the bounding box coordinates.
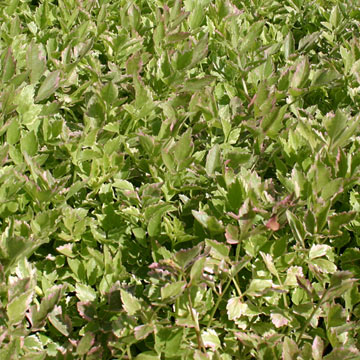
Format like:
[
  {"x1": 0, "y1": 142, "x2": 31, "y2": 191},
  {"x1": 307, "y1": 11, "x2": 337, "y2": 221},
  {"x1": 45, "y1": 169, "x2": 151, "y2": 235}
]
[
  {"x1": 135, "y1": 324, "x2": 155, "y2": 340},
  {"x1": 282, "y1": 337, "x2": 299, "y2": 360},
  {"x1": 77, "y1": 301, "x2": 96, "y2": 321},
  {"x1": 312, "y1": 336, "x2": 324, "y2": 360},
  {"x1": 28, "y1": 285, "x2": 63, "y2": 329},
  {"x1": 56, "y1": 243, "x2": 75, "y2": 258},
  {"x1": 201, "y1": 329, "x2": 221, "y2": 350},
  {"x1": 284, "y1": 266, "x2": 304, "y2": 286},
  {"x1": 225, "y1": 224, "x2": 239, "y2": 244},
  {"x1": 35, "y1": 70, "x2": 61, "y2": 102},
  {"x1": 270, "y1": 313, "x2": 289, "y2": 328},
  {"x1": 227, "y1": 297, "x2": 248, "y2": 320},
  {"x1": 48, "y1": 305, "x2": 72, "y2": 336},
  {"x1": 266, "y1": 215, "x2": 280, "y2": 231},
  {"x1": 290, "y1": 56, "x2": 309, "y2": 89}
]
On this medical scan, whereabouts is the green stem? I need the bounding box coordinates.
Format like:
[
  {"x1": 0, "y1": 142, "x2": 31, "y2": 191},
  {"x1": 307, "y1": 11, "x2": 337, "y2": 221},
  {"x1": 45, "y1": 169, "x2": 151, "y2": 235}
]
[
  {"x1": 187, "y1": 289, "x2": 206, "y2": 352},
  {"x1": 232, "y1": 277, "x2": 242, "y2": 297},
  {"x1": 126, "y1": 345, "x2": 132, "y2": 360},
  {"x1": 207, "y1": 279, "x2": 232, "y2": 328},
  {"x1": 296, "y1": 289, "x2": 328, "y2": 345}
]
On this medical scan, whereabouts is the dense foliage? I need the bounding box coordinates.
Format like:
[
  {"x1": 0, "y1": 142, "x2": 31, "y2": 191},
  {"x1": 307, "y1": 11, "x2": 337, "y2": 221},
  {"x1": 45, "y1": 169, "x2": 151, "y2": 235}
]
[{"x1": 1, "y1": 0, "x2": 360, "y2": 358}]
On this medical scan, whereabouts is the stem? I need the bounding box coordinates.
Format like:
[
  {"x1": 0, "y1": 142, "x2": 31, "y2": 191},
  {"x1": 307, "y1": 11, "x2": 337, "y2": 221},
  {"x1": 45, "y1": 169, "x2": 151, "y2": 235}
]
[
  {"x1": 296, "y1": 288, "x2": 328, "y2": 345},
  {"x1": 274, "y1": 272, "x2": 288, "y2": 308},
  {"x1": 126, "y1": 345, "x2": 132, "y2": 360},
  {"x1": 187, "y1": 289, "x2": 206, "y2": 352},
  {"x1": 235, "y1": 243, "x2": 241, "y2": 263},
  {"x1": 232, "y1": 277, "x2": 242, "y2": 297},
  {"x1": 207, "y1": 279, "x2": 232, "y2": 328}
]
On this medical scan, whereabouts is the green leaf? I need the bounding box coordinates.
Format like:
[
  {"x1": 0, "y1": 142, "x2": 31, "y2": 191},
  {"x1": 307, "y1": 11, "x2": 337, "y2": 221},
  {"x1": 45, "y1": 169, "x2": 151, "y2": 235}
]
[
  {"x1": 68, "y1": 258, "x2": 86, "y2": 282},
  {"x1": 309, "y1": 245, "x2": 332, "y2": 260},
  {"x1": 327, "y1": 303, "x2": 346, "y2": 328},
  {"x1": 7, "y1": 290, "x2": 33, "y2": 324},
  {"x1": 189, "y1": 3, "x2": 204, "y2": 29},
  {"x1": 161, "y1": 281, "x2": 186, "y2": 299},
  {"x1": 206, "y1": 239, "x2": 229, "y2": 260},
  {"x1": 173, "y1": 129, "x2": 193, "y2": 163},
  {"x1": 135, "y1": 352, "x2": 160, "y2": 360},
  {"x1": 284, "y1": 31, "x2": 295, "y2": 59},
  {"x1": 328, "y1": 211, "x2": 356, "y2": 235},
  {"x1": 173, "y1": 245, "x2": 202, "y2": 268},
  {"x1": 312, "y1": 258, "x2": 337, "y2": 274},
  {"x1": 35, "y1": 70, "x2": 60, "y2": 102},
  {"x1": 205, "y1": 144, "x2": 221, "y2": 176},
  {"x1": 26, "y1": 41, "x2": 46, "y2": 84},
  {"x1": 227, "y1": 178, "x2": 244, "y2": 211},
  {"x1": 48, "y1": 306, "x2": 71, "y2": 336},
  {"x1": 286, "y1": 210, "x2": 305, "y2": 247},
  {"x1": 147, "y1": 212, "x2": 162, "y2": 237},
  {"x1": 181, "y1": 76, "x2": 216, "y2": 92},
  {"x1": 190, "y1": 256, "x2": 206, "y2": 284},
  {"x1": 246, "y1": 279, "x2": 273, "y2": 296},
  {"x1": 192, "y1": 211, "x2": 224, "y2": 235},
  {"x1": 341, "y1": 249, "x2": 360, "y2": 277},
  {"x1": 120, "y1": 289, "x2": 141, "y2": 315},
  {"x1": 330, "y1": 5, "x2": 342, "y2": 28},
  {"x1": 190, "y1": 33, "x2": 208, "y2": 67},
  {"x1": 20, "y1": 130, "x2": 38, "y2": 156},
  {"x1": 321, "y1": 178, "x2": 342, "y2": 200},
  {"x1": 2, "y1": 48, "x2": 16, "y2": 82},
  {"x1": 155, "y1": 327, "x2": 183, "y2": 357},
  {"x1": 324, "y1": 110, "x2": 346, "y2": 144},
  {"x1": 14, "y1": 85, "x2": 42, "y2": 126},
  {"x1": 132, "y1": 227, "x2": 147, "y2": 247},
  {"x1": 316, "y1": 200, "x2": 331, "y2": 232},
  {"x1": 311, "y1": 69, "x2": 340, "y2": 87},
  {"x1": 325, "y1": 271, "x2": 357, "y2": 300},
  {"x1": 260, "y1": 252, "x2": 278, "y2": 277},
  {"x1": 175, "y1": 50, "x2": 193, "y2": 70},
  {"x1": 101, "y1": 81, "x2": 118, "y2": 105},
  {"x1": 298, "y1": 32, "x2": 320, "y2": 51},
  {"x1": 6, "y1": 119, "x2": 21, "y2": 145},
  {"x1": 264, "y1": 104, "x2": 287, "y2": 138},
  {"x1": 77, "y1": 332, "x2": 94, "y2": 356},
  {"x1": 76, "y1": 283, "x2": 96, "y2": 302},
  {"x1": 225, "y1": 224, "x2": 239, "y2": 244},
  {"x1": 240, "y1": 21, "x2": 265, "y2": 53}
]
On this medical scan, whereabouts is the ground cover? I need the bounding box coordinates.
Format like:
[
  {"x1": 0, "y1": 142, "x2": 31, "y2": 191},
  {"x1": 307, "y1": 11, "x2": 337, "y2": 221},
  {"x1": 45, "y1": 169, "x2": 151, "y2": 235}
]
[{"x1": 1, "y1": 0, "x2": 360, "y2": 358}]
